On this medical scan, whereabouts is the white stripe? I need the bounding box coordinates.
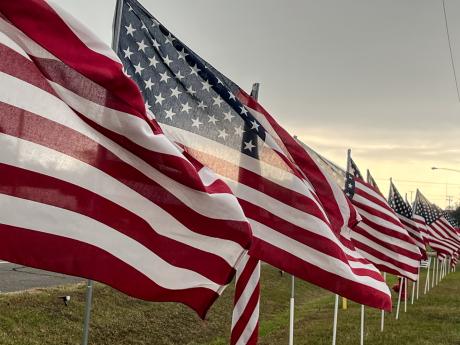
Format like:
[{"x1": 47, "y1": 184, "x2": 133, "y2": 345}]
[
  {"x1": 47, "y1": 1, "x2": 121, "y2": 63},
  {"x1": 355, "y1": 181, "x2": 389, "y2": 206},
  {"x1": 0, "y1": 194, "x2": 220, "y2": 291},
  {"x1": 250, "y1": 220, "x2": 390, "y2": 295},
  {"x1": 231, "y1": 260, "x2": 260, "y2": 328},
  {"x1": 235, "y1": 301, "x2": 260, "y2": 345},
  {"x1": 0, "y1": 31, "x2": 31, "y2": 60},
  {"x1": 354, "y1": 193, "x2": 401, "y2": 225},
  {"x1": 357, "y1": 221, "x2": 421, "y2": 257},
  {"x1": 49, "y1": 81, "x2": 183, "y2": 158},
  {"x1": 0, "y1": 133, "x2": 243, "y2": 265},
  {"x1": 351, "y1": 230, "x2": 419, "y2": 268},
  {"x1": 0, "y1": 71, "x2": 247, "y2": 223}
]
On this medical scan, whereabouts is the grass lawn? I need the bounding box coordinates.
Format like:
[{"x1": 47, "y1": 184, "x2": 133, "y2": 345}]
[{"x1": 0, "y1": 265, "x2": 458, "y2": 344}]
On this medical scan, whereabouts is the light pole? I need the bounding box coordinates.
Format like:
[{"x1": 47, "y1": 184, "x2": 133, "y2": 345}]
[{"x1": 431, "y1": 166, "x2": 460, "y2": 209}]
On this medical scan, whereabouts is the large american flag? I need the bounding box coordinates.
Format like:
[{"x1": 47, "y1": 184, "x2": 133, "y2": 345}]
[
  {"x1": 413, "y1": 190, "x2": 460, "y2": 259},
  {"x1": 114, "y1": 0, "x2": 392, "y2": 312},
  {"x1": 346, "y1": 158, "x2": 422, "y2": 281},
  {"x1": 0, "y1": 0, "x2": 253, "y2": 318},
  {"x1": 388, "y1": 180, "x2": 427, "y2": 260}
]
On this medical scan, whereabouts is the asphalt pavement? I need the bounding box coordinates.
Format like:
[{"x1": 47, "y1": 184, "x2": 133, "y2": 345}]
[{"x1": 0, "y1": 261, "x2": 82, "y2": 293}]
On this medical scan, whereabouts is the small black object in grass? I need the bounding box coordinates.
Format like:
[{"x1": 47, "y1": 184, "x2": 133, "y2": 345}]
[{"x1": 59, "y1": 295, "x2": 71, "y2": 306}]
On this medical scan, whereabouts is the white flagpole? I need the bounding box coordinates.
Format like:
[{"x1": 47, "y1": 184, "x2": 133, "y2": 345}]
[
  {"x1": 380, "y1": 272, "x2": 386, "y2": 332},
  {"x1": 395, "y1": 278, "x2": 402, "y2": 320},
  {"x1": 432, "y1": 256, "x2": 436, "y2": 288},
  {"x1": 82, "y1": 280, "x2": 94, "y2": 345},
  {"x1": 411, "y1": 279, "x2": 415, "y2": 304},
  {"x1": 404, "y1": 278, "x2": 407, "y2": 312},
  {"x1": 416, "y1": 264, "x2": 420, "y2": 300},
  {"x1": 436, "y1": 258, "x2": 439, "y2": 285},
  {"x1": 332, "y1": 295, "x2": 339, "y2": 345},
  {"x1": 289, "y1": 275, "x2": 295, "y2": 345},
  {"x1": 360, "y1": 305, "x2": 365, "y2": 345},
  {"x1": 424, "y1": 257, "x2": 431, "y2": 294}
]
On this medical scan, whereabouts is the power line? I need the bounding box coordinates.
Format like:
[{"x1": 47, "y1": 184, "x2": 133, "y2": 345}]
[{"x1": 442, "y1": 0, "x2": 460, "y2": 103}]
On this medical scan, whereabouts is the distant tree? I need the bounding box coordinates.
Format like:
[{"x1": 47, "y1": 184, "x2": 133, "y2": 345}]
[{"x1": 447, "y1": 206, "x2": 460, "y2": 225}]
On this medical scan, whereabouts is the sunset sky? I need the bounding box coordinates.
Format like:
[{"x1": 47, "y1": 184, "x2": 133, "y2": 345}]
[{"x1": 60, "y1": 0, "x2": 460, "y2": 208}]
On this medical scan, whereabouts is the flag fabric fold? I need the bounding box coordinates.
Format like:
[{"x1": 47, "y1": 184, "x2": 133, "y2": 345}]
[
  {"x1": 113, "y1": 0, "x2": 391, "y2": 311},
  {"x1": 388, "y1": 180, "x2": 428, "y2": 260},
  {"x1": 346, "y1": 158, "x2": 422, "y2": 281},
  {"x1": 0, "y1": 0, "x2": 253, "y2": 318}
]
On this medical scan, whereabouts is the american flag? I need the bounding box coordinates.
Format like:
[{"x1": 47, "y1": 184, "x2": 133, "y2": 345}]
[
  {"x1": 346, "y1": 157, "x2": 422, "y2": 281},
  {"x1": 114, "y1": 0, "x2": 392, "y2": 314},
  {"x1": 0, "y1": 0, "x2": 253, "y2": 318},
  {"x1": 388, "y1": 180, "x2": 427, "y2": 260},
  {"x1": 413, "y1": 190, "x2": 460, "y2": 259}
]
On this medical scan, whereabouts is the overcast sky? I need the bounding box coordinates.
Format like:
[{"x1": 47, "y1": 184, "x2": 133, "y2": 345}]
[{"x1": 59, "y1": 0, "x2": 460, "y2": 208}]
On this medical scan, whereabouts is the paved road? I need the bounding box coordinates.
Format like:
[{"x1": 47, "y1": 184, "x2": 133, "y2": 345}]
[{"x1": 0, "y1": 261, "x2": 82, "y2": 293}]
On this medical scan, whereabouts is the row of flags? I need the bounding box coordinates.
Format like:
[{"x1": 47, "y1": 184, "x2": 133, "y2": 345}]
[{"x1": 0, "y1": 1, "x2": 459, "y2": 344}]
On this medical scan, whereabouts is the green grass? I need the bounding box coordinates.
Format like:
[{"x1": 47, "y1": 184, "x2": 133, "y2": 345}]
[{"x1": 0, "y1": 266, "x2": 458, "y2": 344}]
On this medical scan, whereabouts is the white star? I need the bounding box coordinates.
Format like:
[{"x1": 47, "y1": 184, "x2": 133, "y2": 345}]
[
  {"x1": 128, "y1": 4, "x2": 133, "y2": 11},
  {"x1": 148, "y1": 55, "x2": 159, "y2": 67},
  {"x1": 134, "y1": 62, "x2": 144, "y2": 75},
  {"x1": 165, "y1": 108, "x2": 176, "y2": 120},
  {"x1": 197, "y1": 101, "x2": 207, "y2": 110},
  {"x1": 163, "y1": 55, "x2": 173, "y2": 66},
  {"x1": 144, "y1": 78, "x2": 154, "y2": 90},
  {"x1": 123, "y1": 47, "x2": 133, "y2": 59},
  {"x1": 175, "y1": 70, "x2": 185, "y2": 81},
  {"x1": 187, "y1": 86, "x2": 196, "y2": 96},
  {"x1": 244, "y1": 140, "x2": 255, "y2": 152},
  {"x1": 251, "y1": 120, "x2": 260, "y2": 131},
  {"x1": 223, "y1": 111, "x2": 234, "y2": 122},
  {"x1": 234, "y1": 125, "x2": 244, "y2": 136},
  {"x1": 159, "y1": 71, "x2": 170, "y2": 83},
  {"x1": 152, "y1": 39, "x2": 161, "y2": 50},
  {"x1": 208, "y1": 115, "x2": 218, "y2": 125},
  {"x1": 137, "y1": 40, "x2": 148, "y2": 52},
  {"x1": 154, "y1": 92, "x2": 165, "y2": 105},
  {"x1": 177, "y1": 48, "x2": 188, "y2": 60},
  {"x1": 228, "y1": 91, "x2": 236, "y2": 100},
  {"x1": 164, "y1": 32, "x2": 175, "y2": 44},
  {"x1": 217, "y1": 129, "x2": 228, "y2": 140},
  {"x1": 181, "y1": 102, "x2": 192, "y2": 113},
  {"x1": 145, "y1": 101, "x2": 152, "y2": 112},
  {"x1": 190, "y1": 64, "x2": 200, "y2": 76},
  {"x1": 145, "y1": 102, "x2": 154, "y2": 119},
  {"x1": 201, "y1": 80, "x2": 212, "y2": 92},
  {"x1": 240, "y1": 106, "x2": 248, "y2": 116},
  {"x1": 191, "y1": 117, "x2": 202, "y2": 128},
  {"x1": 212, "y1": 96, "x2": 223, "y2": 107},
  {"x1": 125, "y1": 23, "x2": 136, "y2": 36},
  {"x1": 170, "y1": 86, "x2": 182, "y2": 98},
  {"x1": 216, "y1": 77, "x2": 224, "y2": 85},
  {"x1": 141, "y1": 22, "x2": 147, "y2": 30},
  {"x1": 151, "y1": 19, "x2": 160, "y2": 27}
]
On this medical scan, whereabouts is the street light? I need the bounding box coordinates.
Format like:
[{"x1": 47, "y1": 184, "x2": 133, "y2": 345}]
[{"x1": 431, "y1": 166, "x2": 460, "y2": 173}]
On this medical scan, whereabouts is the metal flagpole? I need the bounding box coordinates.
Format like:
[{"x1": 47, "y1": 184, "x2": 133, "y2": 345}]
[
  {"x1": 380, "y1": 272, "x2": 386, "y2": 332},
  {"x1": 82, "y1": 280, "x2": 94, "y2": 345},
  {"x1": 360, "y1": 305, "x2": 365, "y2": 345},
  {"x1": 289, "y1": 275, "x2": 295, "y2": 345},
  {"x1": 332, "y1": 295, "x2": 339, "y2": 345},
  {"x1": 395, "y1": 278, "x2": 402, "y2": 320}
]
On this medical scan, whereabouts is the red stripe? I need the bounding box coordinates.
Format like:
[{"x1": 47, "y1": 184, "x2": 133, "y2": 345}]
[
  {"x1": 0, "y1": 102, "x2": 251, "y2": 248},
  {"x1": 249, "y1": 239, "x2": 391, "y2": 311},
  {"x1": 231, "y1": 280, "x2": 259, "y2": 345},
  {"x1": 0, "y1": 224, "x2": 217, "y2": 319},
  {"x1": 0, "y1": 163, "x2": 236, "y2": 285},
  {"x1": 233, "y1": 257, "x2": 259, "y2": 304},
  {"x1": 0, "y1": 0, "x2": 156, "y2": 130}
]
